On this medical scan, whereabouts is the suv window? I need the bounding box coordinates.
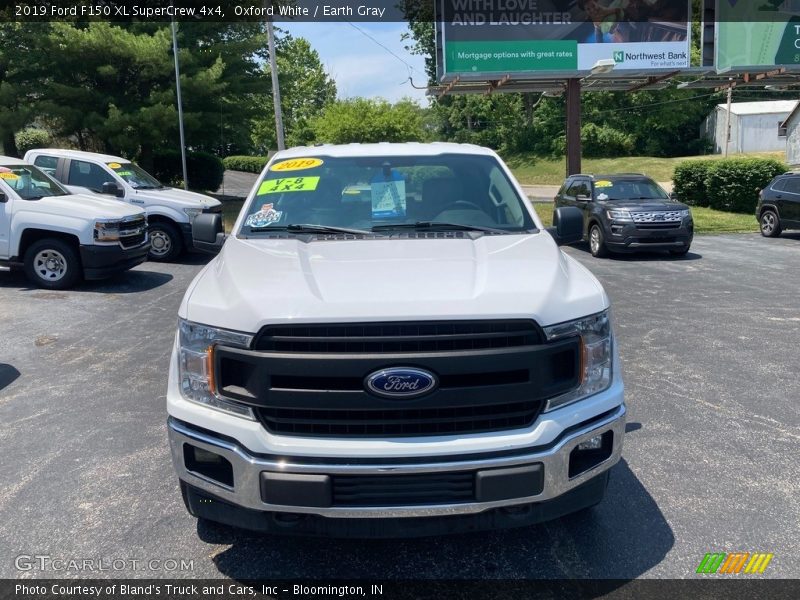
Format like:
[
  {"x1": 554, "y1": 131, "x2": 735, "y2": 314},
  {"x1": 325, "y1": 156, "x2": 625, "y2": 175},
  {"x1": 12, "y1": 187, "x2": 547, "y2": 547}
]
[
  {"x1": 33, "y1": 155, "x2": 58, "y2": 176},
  {"x1": 567, "y1": 180, "x2": 590, "y2": 198},
  {"x1": 781, "y1": 176, "x2": 800, "y2": 194},
  {"x1": 68, "y1": 160, "x2": 115, "y2": 193}
]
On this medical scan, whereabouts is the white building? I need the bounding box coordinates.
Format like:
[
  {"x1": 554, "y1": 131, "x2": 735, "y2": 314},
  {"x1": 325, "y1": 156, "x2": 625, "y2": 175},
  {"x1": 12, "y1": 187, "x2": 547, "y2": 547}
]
[
  {"x1": 781, "y1": 103, "x2": 800, "y2": 167},
  {"x1": 702, "y1": 100, "x2": 798, "y2": 155}
]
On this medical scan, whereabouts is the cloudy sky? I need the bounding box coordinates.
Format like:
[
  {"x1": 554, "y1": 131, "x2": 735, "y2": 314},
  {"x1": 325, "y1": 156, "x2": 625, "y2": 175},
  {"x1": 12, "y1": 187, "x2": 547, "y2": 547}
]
[{"x1": 282, "y1": 22, "x2": 429, "y2": 103}]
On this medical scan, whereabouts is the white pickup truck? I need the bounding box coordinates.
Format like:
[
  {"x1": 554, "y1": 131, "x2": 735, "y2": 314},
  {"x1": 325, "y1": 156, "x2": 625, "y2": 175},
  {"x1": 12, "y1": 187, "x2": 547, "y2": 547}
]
[
  {"x1": 24, "y1": 149, "x2": 221, "y2": 262},
  {"x1": 167, "y1": 143, "x2": 625, "y2": 537},
  {"x1": 0, "y1": 156, "x2": 149, "y2": 289}
]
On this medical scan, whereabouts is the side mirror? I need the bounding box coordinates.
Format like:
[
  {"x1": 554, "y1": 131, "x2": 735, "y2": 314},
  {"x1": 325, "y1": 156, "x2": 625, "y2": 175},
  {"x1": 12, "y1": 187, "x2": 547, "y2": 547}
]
[
  {"x1": 101, "y1": 182, "x2": 124, "y2": 198},
  {"x1": 576, "y1": 193, "x2": 591, "y2": 201},
  {"x1": 669, "y1": 191, "x2": 678, "y2": 200},
  {"x1": 192, "y1": 213, "x2": 226, "y2": 254},
  {"x1": 546, "y1": 206, "x2": 583, "y2": 246},
  {"x1": 0, "y1": 192, "x2": 6, "y2": 203}
]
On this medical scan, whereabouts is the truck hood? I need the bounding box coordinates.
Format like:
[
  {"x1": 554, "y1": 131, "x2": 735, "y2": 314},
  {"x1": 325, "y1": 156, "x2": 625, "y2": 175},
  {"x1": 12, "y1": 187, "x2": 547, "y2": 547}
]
[
  {"x1": 131, "y1": 186, "x2": 220, "y2": 209},
  {"x1": 183, "y1": 233, "x2": 608, "y2": 332},
  {"x1": 597, "y1": 199, "x2": 690, "y2": 212},
  {"x1": 26, "y1": 193, "x2": 145, "y2": 220}
]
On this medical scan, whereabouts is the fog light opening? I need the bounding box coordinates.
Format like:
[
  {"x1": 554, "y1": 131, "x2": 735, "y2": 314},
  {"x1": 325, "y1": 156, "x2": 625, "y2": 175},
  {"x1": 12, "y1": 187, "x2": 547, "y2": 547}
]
[
  {"x1": 183, "y1": 444, "x2": 234, "y2": 488},
  {"x1": 569, "y1": 431, "x2": 613, "y2": 478}
]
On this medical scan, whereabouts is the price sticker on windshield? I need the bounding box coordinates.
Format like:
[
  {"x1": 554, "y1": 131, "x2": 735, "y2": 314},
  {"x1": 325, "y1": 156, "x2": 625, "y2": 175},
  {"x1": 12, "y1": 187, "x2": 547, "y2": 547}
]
[
  {"x1": 258, "y1": 176, "x2": 320, "y2": 195},
  {"x1": 270, "y1": 158, "x2": 323, "y2": 172},
  {"x1": 0, "y1": 172, "x2": 20, "y2": 180},
  {"x1": 595, "y1": 180, "x2": 613, "y2": 188},
  {"x1": 107, "y1": 162, "x2": 122, "y2": 169}
]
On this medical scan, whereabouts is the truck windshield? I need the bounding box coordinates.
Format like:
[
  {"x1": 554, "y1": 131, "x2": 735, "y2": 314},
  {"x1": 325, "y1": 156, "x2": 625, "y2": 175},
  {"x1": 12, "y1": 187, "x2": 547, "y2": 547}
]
[
  {"x1": 108, "y1": 162, "x2": 163, "y2": 190},
  {"x1": 593, "y1": 179, "x2": 669, "y2": 201},
  {"x1": 240, "y1": 154, "x2": 536, "y2": 235},
  {"x1": 0, "y1": 164, "x2": 70, "y2": 200}
]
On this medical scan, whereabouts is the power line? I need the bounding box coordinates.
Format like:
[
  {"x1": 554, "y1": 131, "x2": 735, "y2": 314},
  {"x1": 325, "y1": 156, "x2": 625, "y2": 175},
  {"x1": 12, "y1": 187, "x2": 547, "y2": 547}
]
[{"x1": 345, "y1": 21, "x2": 416, "y2": 80}]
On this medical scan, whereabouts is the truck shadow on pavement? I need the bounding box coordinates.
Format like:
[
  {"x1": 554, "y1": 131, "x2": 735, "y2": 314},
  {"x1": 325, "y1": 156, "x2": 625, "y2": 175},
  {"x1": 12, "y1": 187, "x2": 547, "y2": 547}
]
[
  {"x1": 0, "y1": 363, "x2": 20, "y2": 393},
  {"x1": 0, "y1": 267, "x2": 173, "y2": 294},
  {"x1": 570, "y1": 243, "x2": 702, "y2": 262},
  {"x1": 204, "y1": 458, "x2": 673, "y2": 582}
]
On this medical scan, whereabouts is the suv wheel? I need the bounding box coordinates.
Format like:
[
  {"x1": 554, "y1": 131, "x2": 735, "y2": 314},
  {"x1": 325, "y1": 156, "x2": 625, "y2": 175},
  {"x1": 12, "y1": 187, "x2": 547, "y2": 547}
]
[
  {"x1": 24, "y1": 238, "x2": 81, "y2": 290},
  {"x1": 148, "y1": 222, "x2": 183, "y2": 261},
  {"x1": 759, "y1": 210, "x2": 782, "y2": 238},
  {"x1": 589, "y1": 224, "x2": 609, "y2": 258}
]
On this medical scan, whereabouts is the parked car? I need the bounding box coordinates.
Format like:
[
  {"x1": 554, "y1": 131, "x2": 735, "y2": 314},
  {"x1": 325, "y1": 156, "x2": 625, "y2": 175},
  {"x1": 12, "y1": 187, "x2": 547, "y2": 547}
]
[
  {"x1": 756, "y1": 172, "x2": 800, "y2": 237},
  {"x1": 554, "y1": 174, "x2": 693, "y2": 257},
  {"x1": 167, "y1": 143, "x2": 626, "y2": 537},
  {"x1": 24, "y1": 149, "x2": 221, "y2": 261},
  {"x1": 0, "y1": 156, "x2": 149, "y2": 289}
]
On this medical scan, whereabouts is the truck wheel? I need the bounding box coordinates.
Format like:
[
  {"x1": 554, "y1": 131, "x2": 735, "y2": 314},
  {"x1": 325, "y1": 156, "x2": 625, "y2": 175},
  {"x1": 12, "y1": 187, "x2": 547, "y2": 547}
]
[
  {"x1": 24, "y1": 238, "x2": 81, "y2": 290},
  {"x1": 589, "y1": 224, "x2": 609, "y2": 258},
  {"x1": 759, "y1": 210, "x2": 782, "y2": 238},
  {"x1": 148, "y1": 222, "x2": 183, "y2": 261}
]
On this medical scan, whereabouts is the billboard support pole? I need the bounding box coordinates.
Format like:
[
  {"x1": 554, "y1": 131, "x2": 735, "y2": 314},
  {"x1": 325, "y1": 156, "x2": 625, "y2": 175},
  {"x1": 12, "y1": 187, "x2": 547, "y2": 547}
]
[
  {"x1": 724, "y1": 79, "x2": 733, "y2": 158},
  {"x1": 566, "y1": 78, "x2": 582, "y2": 176}
]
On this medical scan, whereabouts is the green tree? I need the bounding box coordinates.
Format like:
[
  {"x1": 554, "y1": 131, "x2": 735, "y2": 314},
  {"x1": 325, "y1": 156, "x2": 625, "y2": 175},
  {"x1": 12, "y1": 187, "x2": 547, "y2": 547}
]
[
  {"x1": 252, "y1": 35, "x2": 337, "y2": 151},
  {"x1": 310, "y1": 98, "x2": 428, "y2": 144}
]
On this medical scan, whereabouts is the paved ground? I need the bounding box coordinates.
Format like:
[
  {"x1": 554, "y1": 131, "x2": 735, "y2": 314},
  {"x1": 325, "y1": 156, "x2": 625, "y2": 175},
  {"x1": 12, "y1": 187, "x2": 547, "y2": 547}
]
[
  {"x1": 1, "y1": 234, "x2": 798, "y2": 580},
  {"x1": 216, "y1": 171, "x2": 674, "y2": 203}
]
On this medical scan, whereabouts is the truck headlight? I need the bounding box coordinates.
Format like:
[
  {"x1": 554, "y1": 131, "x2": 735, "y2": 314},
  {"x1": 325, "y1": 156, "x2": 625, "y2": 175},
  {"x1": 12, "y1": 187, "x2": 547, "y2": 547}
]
[
  {"x1": 606, "y1": 209, "x2": 633, "y2": 222},
  {"x1": 543, "y1": 310, "x2": 613, "y2": 411},
  {"x1": 94, "y1": 220, "x2": 121, "y2": 243},
  {"x1": 183, "y1": 208, "x2": 203, "y2": 219},
  {"x1": 177, "y1": 318, "x2": 255, "y2": 419}
]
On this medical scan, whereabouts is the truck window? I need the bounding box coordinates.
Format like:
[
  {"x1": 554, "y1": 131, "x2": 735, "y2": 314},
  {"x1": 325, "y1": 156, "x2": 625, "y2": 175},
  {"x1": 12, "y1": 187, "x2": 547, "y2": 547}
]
[
  {"x1": 68, "y1": 160, "x2": 115, "y2": 193},
  {"x1": 0, "y1": 164, "x2": 70, "y2": 200},
  {"x1": 33, "y1": 155, "x2": 58, "y2": 176}
]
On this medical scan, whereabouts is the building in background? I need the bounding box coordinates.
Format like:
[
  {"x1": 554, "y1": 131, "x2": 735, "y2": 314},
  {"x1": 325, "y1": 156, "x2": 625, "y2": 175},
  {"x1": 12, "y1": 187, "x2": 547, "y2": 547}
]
[
  {"x1": 781, "y1": 102, "x2": 800, "y2": 167},
  {"x1": 702, "y1": 100, "x2": 798, "y2": 155}
]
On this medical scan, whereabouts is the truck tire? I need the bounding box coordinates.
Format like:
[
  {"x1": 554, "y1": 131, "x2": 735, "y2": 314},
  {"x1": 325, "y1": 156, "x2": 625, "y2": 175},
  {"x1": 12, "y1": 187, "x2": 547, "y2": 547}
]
[
  {"x1": 759, "y1": 210, "x2": 782, "y2": 238},
  {"x1": 589, "y1": 224, "x2": 609, "y2": 258},
  {"x1": 148, "y1": 221, "x2": 183, "y2": 261},
  {"x1": 24, "y1": 238, "x2": 81, "y2": 290}
]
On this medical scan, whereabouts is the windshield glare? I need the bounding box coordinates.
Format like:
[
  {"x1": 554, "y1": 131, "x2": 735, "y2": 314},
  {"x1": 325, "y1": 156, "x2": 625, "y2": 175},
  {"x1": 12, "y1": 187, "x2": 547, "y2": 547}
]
[
  {"x1": 108, "y1": 162, "x2": 162, "y2": 189},
  {"x1": 593, "y1": 179, "x2": 669, "y2": 201},
  {"x1": 0, "y1": 164, "x2": 70, "y2": 199},
  {"x1": 240, "y1": 154, "x2": 535, "y2": 235}
]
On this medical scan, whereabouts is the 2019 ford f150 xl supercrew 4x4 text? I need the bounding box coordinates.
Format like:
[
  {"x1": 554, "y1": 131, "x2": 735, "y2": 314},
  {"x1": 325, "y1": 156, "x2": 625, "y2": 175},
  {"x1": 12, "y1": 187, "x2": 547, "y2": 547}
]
[
  {"x1": 24, "y1": 149, "x2": 222, "y2": 262},
  {"x1": 0, "y1": 156, "x2": 149, "y2": 290},
  {"x1": 166, "y1": 143, "x2": 626, "y2": 537}
]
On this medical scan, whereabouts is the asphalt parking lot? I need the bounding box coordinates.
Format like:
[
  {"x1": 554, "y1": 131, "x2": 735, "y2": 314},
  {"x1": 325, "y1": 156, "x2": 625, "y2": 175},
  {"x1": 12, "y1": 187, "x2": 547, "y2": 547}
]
[{"x1": 1, "y1": 234, "x2": 798, "y2": 580}]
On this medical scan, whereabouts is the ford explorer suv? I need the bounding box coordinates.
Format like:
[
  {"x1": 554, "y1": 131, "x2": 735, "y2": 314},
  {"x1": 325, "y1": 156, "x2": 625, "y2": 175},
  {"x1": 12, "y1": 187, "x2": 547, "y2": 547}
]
[
  {"x1": 756, "y1": 172, "x2": 800, "y2": 237},
  {"x1": 0, "y1": 157, "x2": 148, "y2": 289},
  {"x1": 167, "y1": 143, "x2": 625, "y2": 537},
  {"x1": 25, "y1": 149, "x2": 221, "y2": 261},
  {"x1": 555, "y1": 174, "x2": 693, "y2": 257}
]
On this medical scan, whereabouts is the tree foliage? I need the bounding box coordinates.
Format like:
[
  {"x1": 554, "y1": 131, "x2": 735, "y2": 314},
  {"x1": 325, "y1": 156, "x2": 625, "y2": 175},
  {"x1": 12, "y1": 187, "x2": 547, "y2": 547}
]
[{"x1": 310, "y1": 98, "x2": 429, "y2": 144}]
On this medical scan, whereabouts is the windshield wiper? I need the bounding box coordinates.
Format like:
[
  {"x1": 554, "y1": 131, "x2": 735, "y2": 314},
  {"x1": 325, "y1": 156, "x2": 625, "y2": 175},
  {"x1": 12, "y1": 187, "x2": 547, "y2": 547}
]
[
  {"x1": 248, "y1": 223, "x2": 371, "y2": 235},
  {"x1": 371, "y1": 221, "x2": 511, "y2": 234}
]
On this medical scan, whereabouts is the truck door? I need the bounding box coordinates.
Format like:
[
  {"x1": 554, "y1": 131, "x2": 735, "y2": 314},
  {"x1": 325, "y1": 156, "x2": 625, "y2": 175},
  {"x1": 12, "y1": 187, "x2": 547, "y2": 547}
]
[{"x1": 66, "y1": 159, "x2": 119, "y2": 198}]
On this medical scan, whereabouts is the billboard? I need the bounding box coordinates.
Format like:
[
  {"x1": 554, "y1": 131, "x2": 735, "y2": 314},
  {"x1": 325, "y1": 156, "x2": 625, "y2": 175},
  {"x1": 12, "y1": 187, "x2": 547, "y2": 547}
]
[
  {"x1": 437, "y1": 0, "x2": 691, "y2": 79},
  {"x1": 715, "y1": 0, "x2": 800, "y2": 72}
]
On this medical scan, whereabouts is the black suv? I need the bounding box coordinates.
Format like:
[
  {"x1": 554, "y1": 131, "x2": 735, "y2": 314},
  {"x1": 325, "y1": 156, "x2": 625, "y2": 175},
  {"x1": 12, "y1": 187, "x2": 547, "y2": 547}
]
[
  {"x1": 756, "y1": 173, "x2": 800, "y2": 237},
  {"x1": 554, "y1": 174, "x2": 693, "y2": 257}
]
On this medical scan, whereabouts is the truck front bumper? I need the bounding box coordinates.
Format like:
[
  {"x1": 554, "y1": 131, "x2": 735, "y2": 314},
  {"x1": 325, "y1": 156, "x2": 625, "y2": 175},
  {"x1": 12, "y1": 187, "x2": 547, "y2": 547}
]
[
  {"x1": 79, "y1": 241, "x2": 150, "y2": 280},
  {"x1": 168, "y1": 403, "x2": 625, "y2": 535}
]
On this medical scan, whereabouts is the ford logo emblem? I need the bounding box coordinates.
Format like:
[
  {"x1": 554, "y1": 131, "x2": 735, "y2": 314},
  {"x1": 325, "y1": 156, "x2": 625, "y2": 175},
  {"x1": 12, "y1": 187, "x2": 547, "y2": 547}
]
[{"x1": 365, "y1": 367, "x2": 438, "y2": 399}]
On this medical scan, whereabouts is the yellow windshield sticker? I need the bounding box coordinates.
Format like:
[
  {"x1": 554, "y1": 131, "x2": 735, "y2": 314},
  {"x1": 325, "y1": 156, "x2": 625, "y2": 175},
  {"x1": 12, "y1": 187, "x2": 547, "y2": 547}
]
[
  {"x1": 258, "y1": 176, "x2": 320, "y2": 195},
  {"x1": 595, "y1": 180, "x2": 613, "y2": 188},
  {"x1": 270, "y1": 158, "x2": 324, "y2": 172},
  {"x1": 108, "y1": 162, "x2": 122, "y2": 169},
  {"x1": 0, "y1": 172, "x2": 19, "y2": 180},
  {"x1": 116, "y1": 170, "x2": 133, "y2": 177}
]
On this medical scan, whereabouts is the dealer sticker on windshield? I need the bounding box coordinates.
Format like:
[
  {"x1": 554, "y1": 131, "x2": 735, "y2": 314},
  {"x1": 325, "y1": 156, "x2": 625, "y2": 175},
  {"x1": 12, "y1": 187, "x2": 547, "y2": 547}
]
[
  {"x1": 595, "y1": 180, "x2": 613, "y2": 188},
  {"x1": 244, "y1": 203, "x2": 283, "y2": 228},
  {"x1": 270, "y1": 158, "x2": 323, "y2": 172},
  {"x1": 107, "y1": 162, "x2": 122, "y2": 169},
  {"x1": 258, "y1": 176, "x2": 320, "y2": 195},
  {"x1": 0, "y1": 172, "x2": 19, "y2": 180}
]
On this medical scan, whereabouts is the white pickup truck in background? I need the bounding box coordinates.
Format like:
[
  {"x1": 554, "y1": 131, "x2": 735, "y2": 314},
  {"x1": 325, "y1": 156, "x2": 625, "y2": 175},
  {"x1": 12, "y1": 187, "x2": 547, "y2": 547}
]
[
  {"x1": 168, "y1": 143, "x2": 625, "y2": 537},
  {"x1": 25, "y1": 149, "x2": 221, "y2": 262},
  {"x1": 0, "y1": 156, "x2": 149, "y2": 289}
]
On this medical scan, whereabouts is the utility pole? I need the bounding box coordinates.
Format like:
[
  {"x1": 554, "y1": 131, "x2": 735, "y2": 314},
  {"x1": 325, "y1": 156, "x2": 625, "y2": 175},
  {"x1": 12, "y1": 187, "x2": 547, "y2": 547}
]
[
  {"x1": 724, "y1": 79, "x2": 734, "y2": 158},
  {"x1": 171, "y1": 19, "x2": 189, "y2": 190},
  {"x1": 566, "y1": 78, "x2": 582, "y2": 176},
  {"x1": 266, "y1": 17, "x2": 285, "y2": 151}
]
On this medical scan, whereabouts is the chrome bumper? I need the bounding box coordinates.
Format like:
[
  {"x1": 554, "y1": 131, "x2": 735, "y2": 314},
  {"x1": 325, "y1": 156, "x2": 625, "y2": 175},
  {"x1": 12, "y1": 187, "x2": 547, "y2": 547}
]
[{"x1": 168, "y1": 404, "x2": 625, "y2": 518}]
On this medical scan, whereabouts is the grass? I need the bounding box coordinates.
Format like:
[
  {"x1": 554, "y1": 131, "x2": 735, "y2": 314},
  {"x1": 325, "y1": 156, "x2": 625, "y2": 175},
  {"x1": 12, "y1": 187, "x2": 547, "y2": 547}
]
[
  {"x1": 505, "y1": 151, "x2": 787, "y2": 186},
  {"x1": 533, "y1": 202, "x2": 759, "y2": 235}
]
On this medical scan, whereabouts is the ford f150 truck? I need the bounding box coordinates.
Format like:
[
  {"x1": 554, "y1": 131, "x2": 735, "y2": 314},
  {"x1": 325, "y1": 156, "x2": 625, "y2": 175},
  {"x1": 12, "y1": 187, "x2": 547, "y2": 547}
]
[
  {"x1": 0, "y1": 156, "x2": 149, "y2": 289},
  {"x1": 167, "y1": 143, "x2": 625, "y2": 537},
  {"x1": 24, "y1": 149, "x2": 221, "y2": 262}
]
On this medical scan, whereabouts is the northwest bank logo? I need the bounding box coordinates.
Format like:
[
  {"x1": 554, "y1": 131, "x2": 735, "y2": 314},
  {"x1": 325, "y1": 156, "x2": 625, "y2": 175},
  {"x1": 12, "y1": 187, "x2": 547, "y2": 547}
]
[
  {"x1": 696, "y1": 552, "x2": 774, "y2": 574},
  {"x1": 613, "y1": 51, "x2": 625, "y2": 63}
]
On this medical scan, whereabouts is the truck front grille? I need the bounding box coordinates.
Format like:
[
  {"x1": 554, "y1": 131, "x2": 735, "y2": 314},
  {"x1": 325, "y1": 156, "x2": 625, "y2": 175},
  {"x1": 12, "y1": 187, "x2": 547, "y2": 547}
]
[
  {"x1": 255, "y1": 400, "x2": 542, "y2": 437},
  {"x1": 253, "y1": 320, "x2": 543, "y2": 354},
  {"x1": 119, "y1": 217, "x2": 147, "y2": 248},
  {"x1": 632, "y1": 211, "x2": 684, "y2": 224},
  {"x1": 332, "y1": 472, "x2": 475, "y2": 506}
]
